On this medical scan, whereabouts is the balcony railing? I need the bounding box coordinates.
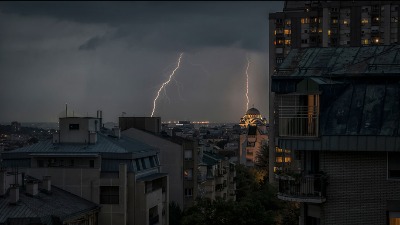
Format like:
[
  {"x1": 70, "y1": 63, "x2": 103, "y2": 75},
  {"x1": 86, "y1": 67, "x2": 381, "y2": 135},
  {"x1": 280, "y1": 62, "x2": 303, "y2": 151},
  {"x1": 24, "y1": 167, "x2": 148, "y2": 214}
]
[
  {"x1": 278, "y1": 105, "x2": 319, "y2": 137},
  {"x1": 277, "y1": 174, "x2": 327, "y2": 203}
]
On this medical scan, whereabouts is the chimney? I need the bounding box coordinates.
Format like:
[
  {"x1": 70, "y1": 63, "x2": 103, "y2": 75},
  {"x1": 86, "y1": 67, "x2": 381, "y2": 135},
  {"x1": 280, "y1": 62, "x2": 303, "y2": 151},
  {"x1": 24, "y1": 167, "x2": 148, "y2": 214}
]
[
  {"x1": 42, "y1": 176, "x2": 51, "y2": 192},
  {"x1": 26, "y1": 180, "x2": 39, "y2": 196},
  {"x1": 10, "y1": 184, "x2": 19, "y2": 204},
  {"x1": 0, "y1": 170, "x2": 6, "y2": 196}
]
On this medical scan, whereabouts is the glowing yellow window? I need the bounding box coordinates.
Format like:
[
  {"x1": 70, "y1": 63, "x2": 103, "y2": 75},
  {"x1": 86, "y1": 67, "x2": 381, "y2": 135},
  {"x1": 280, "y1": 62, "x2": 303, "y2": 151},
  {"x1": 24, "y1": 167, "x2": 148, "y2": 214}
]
[{"x1": 284, "y1": 29, "x2": 291, "y2": 35}]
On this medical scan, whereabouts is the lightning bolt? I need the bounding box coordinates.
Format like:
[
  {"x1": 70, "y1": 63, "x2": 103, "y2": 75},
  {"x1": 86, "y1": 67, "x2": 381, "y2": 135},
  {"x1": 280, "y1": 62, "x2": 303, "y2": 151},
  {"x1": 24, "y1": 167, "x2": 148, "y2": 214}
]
[
  {"x1": 151, "y1": 53, "x2": 184, "y2": 117},
  {"x1": 245, "y1": 54, "x2": 250, "y2": 110}
]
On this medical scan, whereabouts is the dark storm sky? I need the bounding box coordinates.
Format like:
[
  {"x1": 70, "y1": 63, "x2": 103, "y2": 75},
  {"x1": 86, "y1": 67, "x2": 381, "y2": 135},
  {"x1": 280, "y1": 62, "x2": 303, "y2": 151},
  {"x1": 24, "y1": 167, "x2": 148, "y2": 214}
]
[{"x1": 0, "y1": 1, "x2": 283, "y2": 123}]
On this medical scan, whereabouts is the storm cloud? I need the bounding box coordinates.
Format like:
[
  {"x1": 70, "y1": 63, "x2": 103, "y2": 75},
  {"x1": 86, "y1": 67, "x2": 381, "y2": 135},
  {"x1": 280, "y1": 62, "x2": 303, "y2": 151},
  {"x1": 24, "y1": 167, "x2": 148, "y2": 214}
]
[{"x1": 0, "y1": 1, "x2": 283, "y2": 123}]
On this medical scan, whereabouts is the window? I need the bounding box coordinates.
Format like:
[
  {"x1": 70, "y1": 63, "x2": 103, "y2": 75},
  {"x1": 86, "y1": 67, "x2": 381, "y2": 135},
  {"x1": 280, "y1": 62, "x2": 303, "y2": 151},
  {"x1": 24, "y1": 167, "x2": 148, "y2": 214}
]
[
  {"x1": 388, "y1": 152, "x2": 400, "y2": 179},
  {"x1": 89, "y1": 160, "x2": 94, "y2": 168},
  {"x1": 184, "y1": 188, "x2": 193, "y2": 197},
  {"x1": 69, "y1": 124, "x2": 79, "y2": 130},
  {"x1": 100, "y1": 186, "x2": 119, "y2": 204},
  {"x1": 277, "y1": 94, "x2": 320, "y2": 137},
  {"x1": 285, "y1": 40, "x2": 291, "y2": 46},
  {"x1": 301, "y1": 39, "x2": 308, "y2": 44},
  {"x1": 135, "y1": 159, "x2": 141, "y2": 171},
  {"x1": 301, "y1": 18, "x2": 309, "y2": 24},
  {"x1": 276, "y1": 57, "x2": 284, "y2": 64},
  {"x1": 149, "y1": 156, "x2": 155, "y2": 167},
  {"x1": 284, "y1": 29, "x2": 291, "y2": 35},
  {"x1": 247, "y1": 142, "x2": 255, "y2": 147},
  {"x1": 38, "y1": 160, "x2": 44, "y2": 168},
  {"x1": 184, "y1": 150, "x2": 193, "y2": 160},
  {"x1": 362, "y1": 39, "x2": 370, "y2": 45},
  {"x1": 140, "y1": 158, "x2": 147, "y2": 170},
  {"x1": 184, "y1": 169, "x2": 193, "y2": 180},
  {"x1": 389, "y1": 212, "x2": 400, "y2": 225}
]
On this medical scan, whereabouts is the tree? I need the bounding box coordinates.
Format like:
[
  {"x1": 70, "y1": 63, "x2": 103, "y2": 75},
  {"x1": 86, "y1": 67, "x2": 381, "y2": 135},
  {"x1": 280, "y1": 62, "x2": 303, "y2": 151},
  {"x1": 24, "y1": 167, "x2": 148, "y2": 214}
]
[
  {"x1": 169, "y1": 202, "x2": 183, "y2": 225},
  {"x1": 255, "y1": 143, "x2": 269, "y2": 170}
]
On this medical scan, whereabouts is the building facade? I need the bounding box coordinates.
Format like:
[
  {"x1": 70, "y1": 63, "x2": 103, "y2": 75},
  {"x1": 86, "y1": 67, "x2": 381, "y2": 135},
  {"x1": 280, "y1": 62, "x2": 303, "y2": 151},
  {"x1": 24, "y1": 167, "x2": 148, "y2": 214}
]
[
  {"x1": 269, "y1": 0, "x2": 400, "y2": 182},
  {"x1": 1, "y1": 116, "x2": 169, "y2": 225},
  {"x1": 239, "y1": 108, "x2": 268, "y2": 167},
  {"x1": 271, "y1": 45, "x2": 400, "y2": 225}
]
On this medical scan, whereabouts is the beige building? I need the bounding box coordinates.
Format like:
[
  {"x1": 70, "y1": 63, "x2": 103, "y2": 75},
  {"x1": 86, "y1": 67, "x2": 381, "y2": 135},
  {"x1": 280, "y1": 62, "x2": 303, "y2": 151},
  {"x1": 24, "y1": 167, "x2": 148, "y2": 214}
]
[
  {"x1": 238, "y1": 108, "x2": 268, "y2": 167},
  {"x1": 1, "y1": 116, "x2": 169, "y2": 225}
]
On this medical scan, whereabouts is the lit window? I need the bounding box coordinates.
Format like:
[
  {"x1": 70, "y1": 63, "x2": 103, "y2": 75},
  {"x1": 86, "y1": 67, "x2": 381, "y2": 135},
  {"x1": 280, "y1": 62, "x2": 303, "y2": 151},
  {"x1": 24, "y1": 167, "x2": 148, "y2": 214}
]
[
  {"x1": 301, "y1": 18, "x2": 309, "y2": 24},
  {"x1": 361, "y1": 18, "x2": 369, "y2": 24},
  {"x1": 375, "y1": 38, "x2": 380, "y2": 43},
  {"x1": 332, "y1": 19, "x2": 338, "y2": 24},
  {"x1": 318, "y1": 28, "x2": 322, "y2": 33},
  {"x1": 184, "y1": 169, "x2": 193, "y2": 180},
  {"x1": 285, "y1": 39, "x2": 291, "y2": 45},
  {"x1": 285, "y1": 19, "x2": 291, "y2": 25},
  {"x1": 362, "y1": 39, "x2": 369, "y2": 45},
  {"x1": 343, "y1": 20, "x2": 349, "y2": 25},
  {"x1": 328, "y1": 30, "x2": 331, "y2": 36},
  {"x1": 284, "y1": 29, "x2": 291, "y2": 35}
]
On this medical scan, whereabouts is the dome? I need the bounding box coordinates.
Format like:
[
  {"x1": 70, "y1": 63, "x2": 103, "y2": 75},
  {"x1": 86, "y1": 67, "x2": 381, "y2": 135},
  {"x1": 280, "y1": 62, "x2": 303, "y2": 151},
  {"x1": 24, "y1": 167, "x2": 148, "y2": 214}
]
[{"x1": 246, "y1": 107, "x2": 261, "y2": 115}]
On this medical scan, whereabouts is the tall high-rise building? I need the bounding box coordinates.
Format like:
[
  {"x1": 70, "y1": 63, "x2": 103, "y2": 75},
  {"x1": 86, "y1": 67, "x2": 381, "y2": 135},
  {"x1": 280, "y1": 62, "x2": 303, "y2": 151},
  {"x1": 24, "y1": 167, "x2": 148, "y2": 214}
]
[{"x1": 268, "y1": 1, "x2": 400, "y2": 182}]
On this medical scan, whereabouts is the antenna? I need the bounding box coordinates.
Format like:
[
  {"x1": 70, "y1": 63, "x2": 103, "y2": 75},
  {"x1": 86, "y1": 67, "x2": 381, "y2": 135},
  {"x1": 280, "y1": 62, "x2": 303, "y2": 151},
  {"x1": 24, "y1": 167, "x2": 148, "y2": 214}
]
[{"x1": 65, "y1": 103, "x2": 68, "y2": 118}]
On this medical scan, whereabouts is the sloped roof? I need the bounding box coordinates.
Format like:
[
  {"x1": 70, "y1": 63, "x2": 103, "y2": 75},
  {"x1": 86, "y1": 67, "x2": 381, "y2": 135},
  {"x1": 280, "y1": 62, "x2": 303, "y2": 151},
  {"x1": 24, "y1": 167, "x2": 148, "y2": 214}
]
[
  {"x1": 275, "y1": 45, "x2": 400, "y2": 77},
  {"x1": 5, "y1": 131, "x2": 157, "y2": 155},
  {"x1": 0, "y1": 186, "x2": 99, "y2": 225}
]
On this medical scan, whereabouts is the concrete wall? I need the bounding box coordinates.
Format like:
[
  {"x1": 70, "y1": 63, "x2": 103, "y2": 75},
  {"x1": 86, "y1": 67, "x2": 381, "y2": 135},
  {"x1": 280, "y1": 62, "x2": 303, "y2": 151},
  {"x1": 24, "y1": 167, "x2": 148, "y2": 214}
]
[
  {"x1": 58, "y1": 118, "x2": 99, "y2": 144},
  {"x1": 119, "y1": 117, "x2": 161, "y2": 134},
  {"x1": 316, "y1": 151, "x2": 400, "y2": 225},
  {"x1": 122, "y1": 128, "x2": 184, "y2": 209}
]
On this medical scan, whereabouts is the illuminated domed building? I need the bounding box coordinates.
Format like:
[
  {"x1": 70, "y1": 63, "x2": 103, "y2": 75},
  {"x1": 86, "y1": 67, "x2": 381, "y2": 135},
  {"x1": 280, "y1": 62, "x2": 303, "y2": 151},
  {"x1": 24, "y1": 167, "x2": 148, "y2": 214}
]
[
  {"x1": 239, "y1": 107, "x2": 267, "y2": 128},
  {"x1": 239, "y1": 107, "x2": 268, "y2": 167}
]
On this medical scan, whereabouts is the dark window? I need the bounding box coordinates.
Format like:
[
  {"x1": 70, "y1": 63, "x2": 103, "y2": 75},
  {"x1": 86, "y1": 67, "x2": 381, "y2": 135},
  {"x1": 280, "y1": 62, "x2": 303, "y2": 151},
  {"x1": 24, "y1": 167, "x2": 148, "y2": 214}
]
[
  {"x1": 141, "y1": 158, "x2": 147, "y2": 170},
  {"x1": 149, "y1": 157, "x2": 155, "y2": 167},
  {"x1": 184, "y1": 188, "x2": 193, "y2": 197},
  {"x1": 90, "y1": 160, "x2": 94, "y2": 168},
  {"x1": 135, "y1": 159, "x2": 141, "y2": 171},
  {"x1": 388, "y1": 152, "x2": 400, "y2": 179},
  {"x1": 70, "y1": 159, "x2": 74, "y2": 167},
  {"x1": 69, "y1": 124, "x2": 79, "y2": 130},
  {"x1": 100, "y1": 186, "x2": 119, "y2": 204},
  {"x1": 38, "y1": 160, "x2": 44, "y2": 168}
]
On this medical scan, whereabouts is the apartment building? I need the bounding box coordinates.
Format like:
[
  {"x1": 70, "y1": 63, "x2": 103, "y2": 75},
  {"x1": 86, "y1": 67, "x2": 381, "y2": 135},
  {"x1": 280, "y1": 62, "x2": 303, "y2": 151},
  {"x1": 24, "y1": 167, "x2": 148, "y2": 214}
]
[
  {"x1": 1, "y1": 116, "x2": 169, "y2": 225},
  {"x1": 198, "y1": 150, "x2": 236, "y2": 202},
  {"x1": 271, "y1": 45, "x2": 400, "y2": 225},
  {"x1": 269, "y1": 0, "x2": 400, "y2": 182}
]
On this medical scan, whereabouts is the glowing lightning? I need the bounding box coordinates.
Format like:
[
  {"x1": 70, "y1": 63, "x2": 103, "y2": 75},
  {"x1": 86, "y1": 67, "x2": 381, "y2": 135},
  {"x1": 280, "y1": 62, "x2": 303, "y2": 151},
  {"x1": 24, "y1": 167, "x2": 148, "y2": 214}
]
[
  {"x1": 151, "y1": 53, "x2": 184, "y2": 117},
  {"x1": 245, "y1": 54, "x2": 250, "y2": 110}
]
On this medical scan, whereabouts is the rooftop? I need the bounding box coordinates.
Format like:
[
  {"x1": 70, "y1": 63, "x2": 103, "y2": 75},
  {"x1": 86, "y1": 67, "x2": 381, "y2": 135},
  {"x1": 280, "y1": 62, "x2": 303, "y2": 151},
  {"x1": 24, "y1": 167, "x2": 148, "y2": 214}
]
[
  {"x1": 0, "y1": 185, "x2": 99, "y2": 225},
  {"x1": 274, "y1": 45, "x2": 400, "y2": 77}
]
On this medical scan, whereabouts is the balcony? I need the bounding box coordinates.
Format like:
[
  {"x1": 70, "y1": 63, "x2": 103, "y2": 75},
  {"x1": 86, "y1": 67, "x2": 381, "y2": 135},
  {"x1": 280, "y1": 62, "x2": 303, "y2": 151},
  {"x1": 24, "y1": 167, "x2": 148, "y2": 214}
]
[{"x1": 277, "y1": 174, "x2": 327, "y2": 203}]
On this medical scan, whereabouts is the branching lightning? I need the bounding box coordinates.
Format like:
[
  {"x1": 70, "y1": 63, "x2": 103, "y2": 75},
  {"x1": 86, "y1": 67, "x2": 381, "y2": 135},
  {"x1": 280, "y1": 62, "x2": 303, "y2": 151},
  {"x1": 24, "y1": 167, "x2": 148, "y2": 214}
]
[
  {"x1": 245, "y1": 54, "x2": 250, "y2": 110},
  {"x1": 151, "y1": 53, "x2": 184, "y2": 117}
]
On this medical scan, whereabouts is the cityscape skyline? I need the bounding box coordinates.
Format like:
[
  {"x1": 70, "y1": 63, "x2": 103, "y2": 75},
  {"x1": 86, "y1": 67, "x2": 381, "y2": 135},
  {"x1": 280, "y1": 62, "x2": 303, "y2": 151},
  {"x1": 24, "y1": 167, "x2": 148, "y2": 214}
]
[{"x1": 0, "y1": 1, "x2": 283, "y2": 123}]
